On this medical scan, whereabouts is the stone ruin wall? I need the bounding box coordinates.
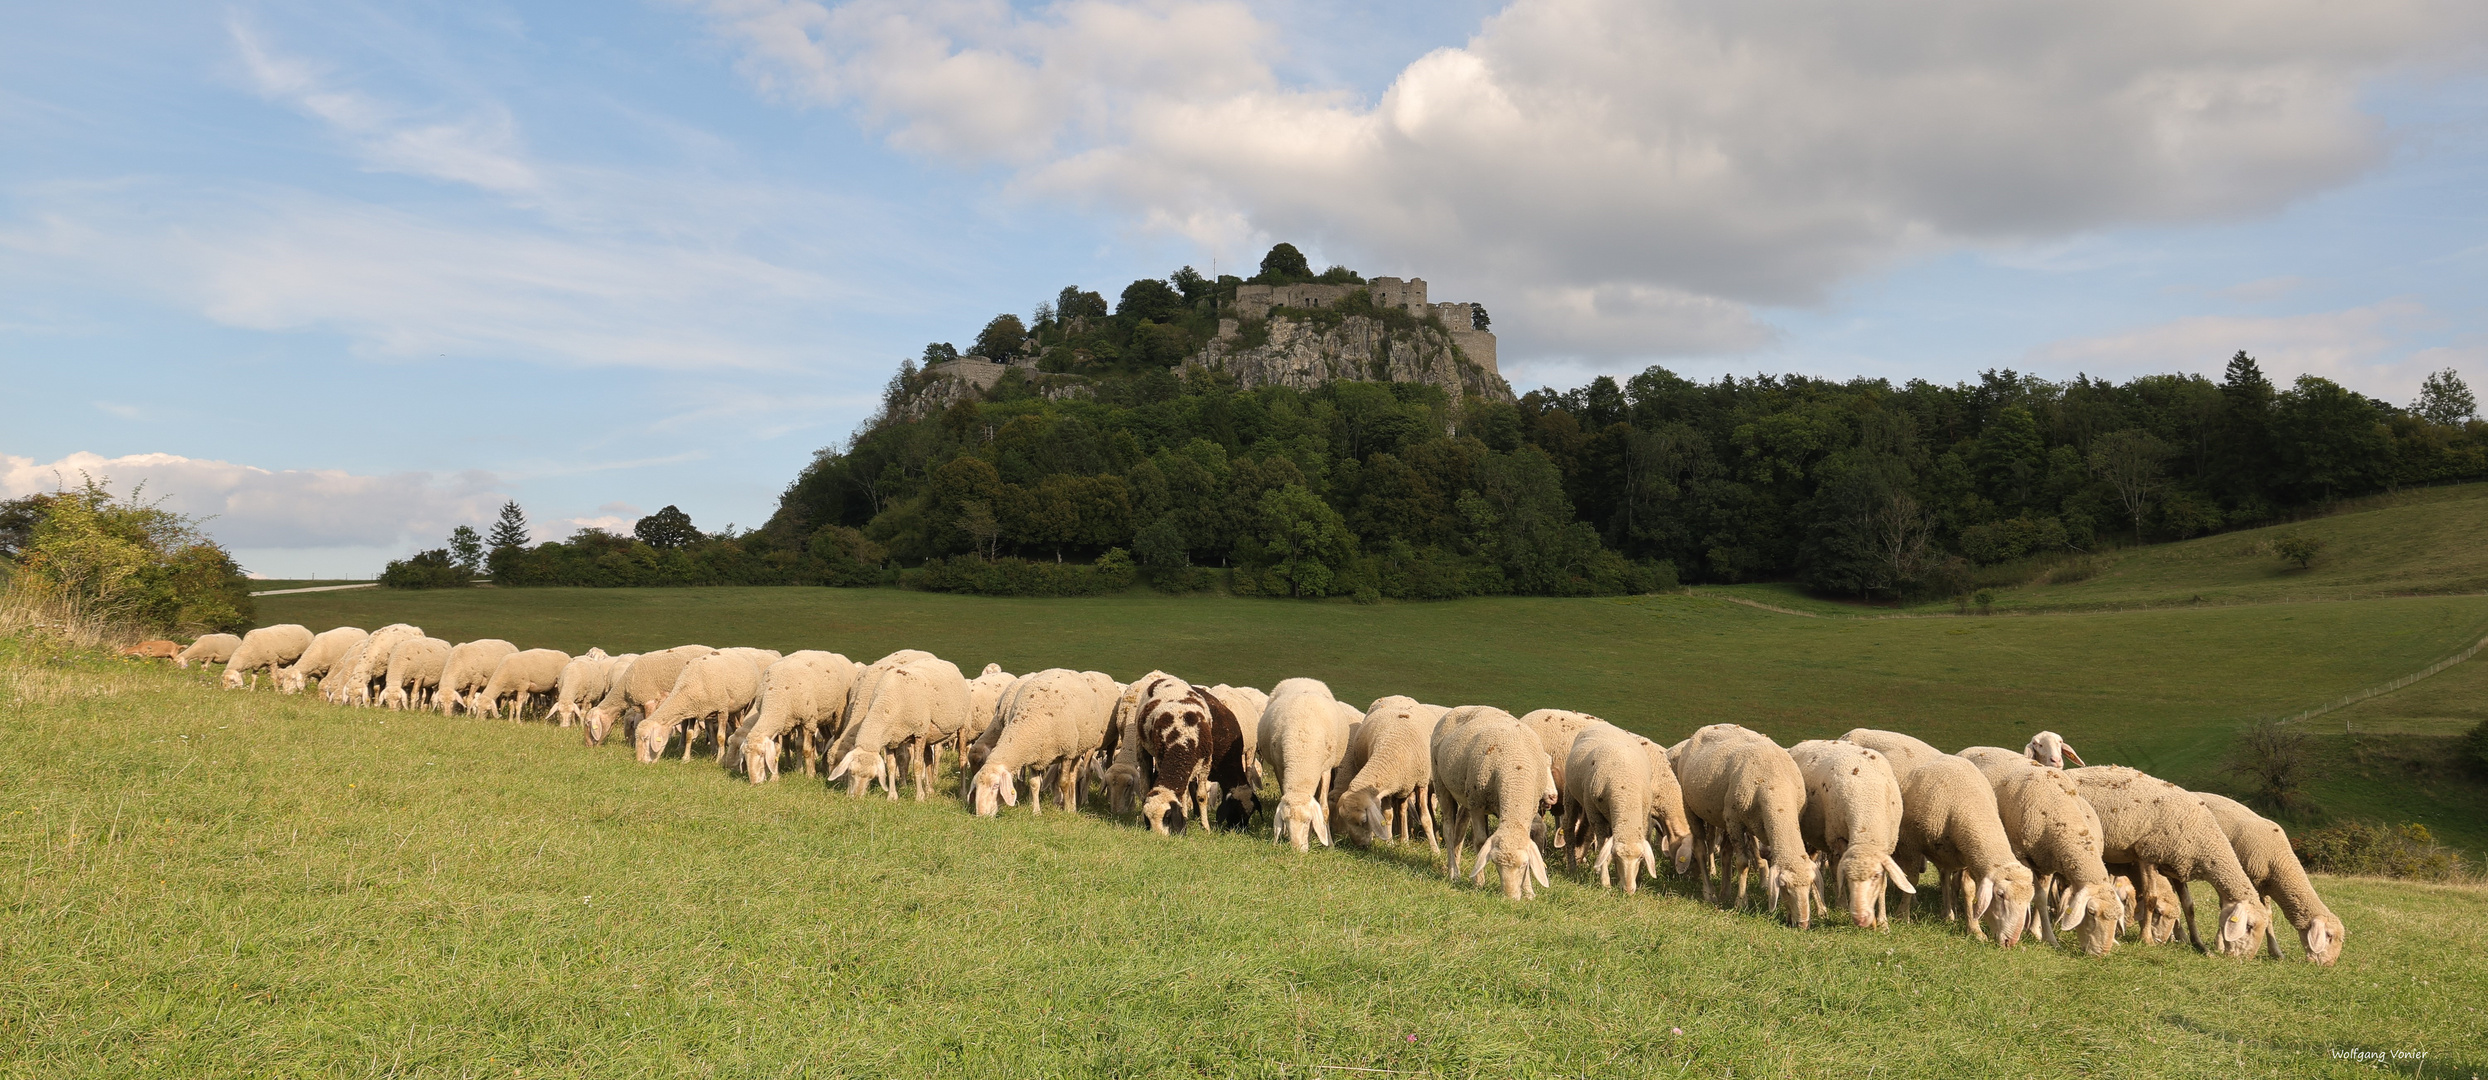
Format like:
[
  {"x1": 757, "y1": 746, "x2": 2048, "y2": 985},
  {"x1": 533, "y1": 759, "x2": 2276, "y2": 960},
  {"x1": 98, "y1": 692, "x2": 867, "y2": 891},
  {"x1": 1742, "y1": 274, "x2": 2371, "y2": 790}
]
[{"x1": 1205, "y1": 277, "x2": 1507, "y2": 402}]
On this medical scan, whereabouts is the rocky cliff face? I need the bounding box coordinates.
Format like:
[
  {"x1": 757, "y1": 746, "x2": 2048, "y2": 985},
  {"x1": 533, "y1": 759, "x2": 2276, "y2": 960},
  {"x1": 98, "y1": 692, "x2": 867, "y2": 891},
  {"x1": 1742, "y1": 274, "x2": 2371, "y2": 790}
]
[{"x1": 1188, "y1": 315, "x2": 1512, "y2": 404}]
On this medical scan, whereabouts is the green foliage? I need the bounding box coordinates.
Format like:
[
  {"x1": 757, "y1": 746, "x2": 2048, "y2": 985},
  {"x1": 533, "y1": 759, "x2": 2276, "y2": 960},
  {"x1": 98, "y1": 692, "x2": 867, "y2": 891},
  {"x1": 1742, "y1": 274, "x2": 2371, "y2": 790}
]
[
  {"x1": 487, "y1": 501, "x2": 529, "y2": 551},
  {"x1": 380, "y1": 549, "x2": 473, "y2": 590},
  {"x1": 1115, "y1": 278, "x2": 1186, "y2": 323},
  {"x1": 972, "y1": 314, "x2": 1028, "y2": 360},
  {"x1": 917, "y1": 550, "x2": 1138, "y2": 597},
  {"x1": 447, "y1": 526, "x2": 484, "y2": 573},
  {"x1": 1254, "y1": 484, "x2": 1357, "y2": 597},
  {"x1": 2293, "y1": 820, "x2": 2470, "y2": 881},
  {"x1": 488, "y1": 524, "x2": 884, "y2": 588},
  {"x1": 2224, "y1": 717, "x2": 2318, "y2": 811},
  {"x1": 2414, "y1": 368, "x2": 2477, "y2": 426},
  {"x1": 1252, "y1": 242, "x2": 1311, "y2": 284},
  {"x1": 2273, "y1": 533, "x2": 2326, "y2": 569},
  {"x1": 633, "y1": 505, "x2": 699, "y2": 549},
  {"x1": 6, "y1": 479, "x2": 253, "y2": 633}
]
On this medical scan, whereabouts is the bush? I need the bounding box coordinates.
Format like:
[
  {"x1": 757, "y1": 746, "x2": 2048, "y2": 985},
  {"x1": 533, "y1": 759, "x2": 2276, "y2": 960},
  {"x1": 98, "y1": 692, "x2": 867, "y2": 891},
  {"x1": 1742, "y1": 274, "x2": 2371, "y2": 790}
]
[
  {"x1": 2293, "y1": 821, "x2": 2469, "y2": 881},
  {"x1": 2223, "y1": 717, "x2": 2319, "y2": 811},
  {"x1": 2272, "y1": 533, "x2": 2326, "y2": 569},
  {"x1": 917, "y1": 551, "x2": 1136, "y2": 597},
  {"x1": 8, "y1": 479, "x2": 252, "y2": 634},
  {"x1": 1147, "y1": 566, "x2": 1214, "y2": 594},
  {"x1": 2463, "y1": 720, "x2": 2488, "y2": 776},
  {"x1": 380, "y1": 549, "x2": 473, "y2": 589}
]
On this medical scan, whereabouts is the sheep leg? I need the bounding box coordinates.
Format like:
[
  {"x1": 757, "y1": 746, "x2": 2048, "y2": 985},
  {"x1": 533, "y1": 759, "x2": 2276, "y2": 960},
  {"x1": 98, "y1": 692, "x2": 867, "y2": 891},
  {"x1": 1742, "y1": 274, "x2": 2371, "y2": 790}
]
[
  {"x1": 2170, "y1": 872, "x2": 2206, "y2": 954},
  {"x1": 1418, "y1": 786, "x2": 1440, "y2": 853},
  {"x1": 1029, "y1": 766, "x2": 1046, "y2": 817}
]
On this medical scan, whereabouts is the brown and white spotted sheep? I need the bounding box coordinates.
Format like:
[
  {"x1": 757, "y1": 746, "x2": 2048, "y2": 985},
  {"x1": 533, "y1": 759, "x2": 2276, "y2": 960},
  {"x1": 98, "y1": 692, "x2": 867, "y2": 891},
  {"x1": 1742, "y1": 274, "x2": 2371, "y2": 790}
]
[{"x1": 1131, "y1": 675, "x2": 1253, "y2": 835}]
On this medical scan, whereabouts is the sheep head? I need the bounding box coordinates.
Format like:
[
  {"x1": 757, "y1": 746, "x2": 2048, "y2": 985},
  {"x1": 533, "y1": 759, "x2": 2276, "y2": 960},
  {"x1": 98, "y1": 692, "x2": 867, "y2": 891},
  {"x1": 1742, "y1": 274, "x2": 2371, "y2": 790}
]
[
  {"x1": 969, "y1": 762, "x2": 1016, "y2": 816},
  {"x1": 1770, "y1": 858, "x2": 1816, "y2": 928},
  {"x1": 582, "y1": 707, "x2": 614, "y2": 746},
  {"x1": 633, "y1": 720, "x2": 677, "y2": 764},
  {"x1": 220, "y1": 667, "x2": 248, "y2": 690},
  {"x1": 740, "y1": 736, "x2": 778, "y2": 784},
  {"x1": 1475, "y1": 830, "x2": 1550, "y2": 900},
  {"x1": 1979, "y1": 863, "x2": 2037, "y2": 947},
  {"x1": 1140, "y1": 787, "x2": 1187, "y2": 835},
  {"x1": 1276, "y1": 796, "x2": 1328, "y2": 852},
  {"x1": 2023, "y1": 730, "x2": 2084, "y2": 769},
  {"x1": 827, "y1": 748, "x2": 886, "y2": 797},
  {"x1": 2057, "y1": 884, "x2": 2121, "y2": 958},
  {"x1": 1336, "y1": 789, "x2": 1385, "y2": 847},
  {"x1": 2213, "y1": 898, "x2": 2269, "y2": 958},
  {"x1": 1839, "y1": 855, "x2": 1905, "y2": 930},
  {"x1": 2301, "y1": 913, "x2": 2346, "y2": 965},
  {"x1": 1104, "y1": 762, "x2": 1143, "y2": 817}
]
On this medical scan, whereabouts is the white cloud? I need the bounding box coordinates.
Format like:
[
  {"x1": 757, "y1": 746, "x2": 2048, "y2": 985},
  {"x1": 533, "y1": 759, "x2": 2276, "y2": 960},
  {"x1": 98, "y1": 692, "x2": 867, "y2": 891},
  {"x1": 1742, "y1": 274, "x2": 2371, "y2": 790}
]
[
  {"x1": 232, "y1": 18, "x2": 543, "y2": 194},
  {"x1": 0, "y1": 451, "x2": 508, "y2": 552},
  {"x1": 700, "y1": 0, "x2": 2487, "y2": 359},
  {"x1": 2024, "y1": 300, "x2": 2485, "y2": 403}
]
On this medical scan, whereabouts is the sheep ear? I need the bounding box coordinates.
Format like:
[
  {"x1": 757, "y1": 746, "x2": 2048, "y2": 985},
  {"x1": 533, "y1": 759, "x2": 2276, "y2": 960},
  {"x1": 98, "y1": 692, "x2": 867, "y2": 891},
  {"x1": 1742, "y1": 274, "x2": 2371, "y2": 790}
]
[
  {"x1": 824, "y1": 756, "x2": 851, "y2": 782},
  {"x1": 1312, "y1": 802, "x2": 1332, "y2": 848},
  {"x1": 1529, "y1": 842, "x2": 1550, "y2": 888},
  {"x1": 1472, "y1": 835, "x2": 1497, "y2": 885},
  {"x1": 2304, "y1": 920, "x2": 2333, "y2": 959},
  {"x1": 1974, "y1": 875, "x2": 1996, "y2": 921},
  {"x1": 2058, "y1": 886, "x2": 2092, "y2": 932},
  {"x1": 1884, "y1": 855, "x2": 1917, "y2": 894},
  {"x1": 1640, "y1": 840, "x2": 1660, "y2": 879},
  {"x1": 998, "y1": 774, "x2": 1018, "y2": 807}
]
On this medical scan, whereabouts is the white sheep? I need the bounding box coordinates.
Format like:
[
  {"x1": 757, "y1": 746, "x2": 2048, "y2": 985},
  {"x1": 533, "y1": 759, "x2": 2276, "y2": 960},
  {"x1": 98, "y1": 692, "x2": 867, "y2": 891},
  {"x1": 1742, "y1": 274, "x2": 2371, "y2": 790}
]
[
  {"x1": 1563, "y1": 723, "x2": 1694, "y2": 894},
  {"x1": 2023, "y1": 731, "x2": 2086, "y2": 769},
  {"x1": 635, "y1": 650, "x2": 766, "y2": 764},
  {"x1": 1520, "y1": 708, "x2": 1614, "y2": 861},
  {"x1": 338, "y1": 624, "x2": 426, "y2": 707},
  {"x1": 1258, "y1": 678, "x2": 1355, "y2": 851},
  {"x1": 827, "y1": 653, "x2": 971, "y2": 800},
  {"x1": 221, "y1": 624, "x2": 315, "y2": 690},
  {"x1": 726, "y1": 651, "x2": 861, "y2": 783},
  {"x1": 584, "y1": 644, "x2": 716, "y2": 743},
  {"x1": 2067, "y1": 766, "x2": 2270, "y2": 958},
  {"x1": 1958, "y1": 746, "x2": 2123, "y2": 956},
  {"x1": 1670, "y1": 723, "x2": 1816, "y2": 926},
  {"x1": 961, "y1": 663, "x2": 1017, "y2": 760},
  {"x1": 971, "y1": 670, "x2": 1042, "y2": 775},
  {"x1": 1842, "y1": 728, "x2": 2035, "y2": 945},
  {"x1": 478, "y1": 648, "x2": 572, "y2": 720},
  {"x1": 1335, "y1": 696, "x2": 1449, "y2": 850},
  {"x1": 971, "y1": 668, "x2": 1120, "y2": 816},
  {"x1": 2195, "y1": 791, "x2": 2346, "y2": 964},
  {"x1": 174, "y1": 633, "x2": 241, "y2": 669},
  {"x1": 540, "y1": 648, "x2": 618, "y2": 726},
  {"x1": 378, "y1": 636, "x2": 452, "y2": 710},
  {"x1": 318, "y1": 637, "x2": 372, "y2": 705},
  {"x1": 274, "y1": 627, "x2": 366, "y2": 693},
  {"x1": 435, "y1": 639, "x2": 519, "y2": 716},
  {"x1": 1786, "y1": 739, "x2": 1916, "y2": 927},
  {"x1": 1430, "y1": 705, "x2": 1555, "y2": 900}
]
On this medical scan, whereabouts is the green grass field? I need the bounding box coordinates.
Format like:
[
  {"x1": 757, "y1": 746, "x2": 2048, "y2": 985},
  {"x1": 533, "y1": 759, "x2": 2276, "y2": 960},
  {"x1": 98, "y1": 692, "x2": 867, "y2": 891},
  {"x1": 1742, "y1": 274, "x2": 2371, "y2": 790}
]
[{"x1": 5, "y1": 644, "x2": 2483, "y2": 1078}]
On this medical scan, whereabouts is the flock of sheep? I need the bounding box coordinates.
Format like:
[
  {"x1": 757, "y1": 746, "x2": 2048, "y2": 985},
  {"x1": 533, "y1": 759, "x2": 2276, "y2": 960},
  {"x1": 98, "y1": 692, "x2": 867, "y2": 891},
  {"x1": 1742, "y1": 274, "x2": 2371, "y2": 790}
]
[{"x1": 163, "y1": 622, "x2": 2346, "y2": 965}]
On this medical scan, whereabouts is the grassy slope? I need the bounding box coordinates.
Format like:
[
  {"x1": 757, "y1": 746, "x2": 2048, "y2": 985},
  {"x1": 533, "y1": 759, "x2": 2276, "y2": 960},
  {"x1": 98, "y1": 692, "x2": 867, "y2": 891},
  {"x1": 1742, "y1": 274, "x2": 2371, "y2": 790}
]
[
  {"x1": 261, "y1": 586, "x2": 2488, "y2": 791},
  {"x1": 5, "y1": 648, "x2": 2483, "y2": 1078}
]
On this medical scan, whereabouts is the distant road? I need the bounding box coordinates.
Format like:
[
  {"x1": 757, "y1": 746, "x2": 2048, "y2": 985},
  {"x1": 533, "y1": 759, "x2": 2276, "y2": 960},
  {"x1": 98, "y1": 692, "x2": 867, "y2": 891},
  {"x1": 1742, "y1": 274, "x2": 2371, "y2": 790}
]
[{"x1": 249, "y1": 583, "x2": 381, "y2": 597}]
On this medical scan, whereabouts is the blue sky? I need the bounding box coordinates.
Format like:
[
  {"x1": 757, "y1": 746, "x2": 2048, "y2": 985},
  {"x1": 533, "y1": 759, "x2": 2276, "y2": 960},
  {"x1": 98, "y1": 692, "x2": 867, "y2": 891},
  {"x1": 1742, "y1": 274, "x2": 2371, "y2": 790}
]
[{"x1": 4, "y1": 1, "x2": 2484, "y2": 576}]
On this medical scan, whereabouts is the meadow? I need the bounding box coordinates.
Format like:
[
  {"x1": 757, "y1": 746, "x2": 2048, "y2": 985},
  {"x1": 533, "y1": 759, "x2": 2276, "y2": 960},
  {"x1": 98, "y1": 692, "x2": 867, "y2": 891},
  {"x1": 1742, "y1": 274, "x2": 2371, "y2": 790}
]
[{"x1": 4, "y1": 643, "x2": 2483, "y2": 1078}]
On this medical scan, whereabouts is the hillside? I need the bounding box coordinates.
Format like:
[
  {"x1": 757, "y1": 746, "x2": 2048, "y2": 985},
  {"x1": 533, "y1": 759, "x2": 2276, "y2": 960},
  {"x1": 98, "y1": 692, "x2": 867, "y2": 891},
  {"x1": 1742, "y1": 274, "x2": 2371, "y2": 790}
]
[{"x1": 6, "y1": 634, "x2": 2482, "y2": 1076}]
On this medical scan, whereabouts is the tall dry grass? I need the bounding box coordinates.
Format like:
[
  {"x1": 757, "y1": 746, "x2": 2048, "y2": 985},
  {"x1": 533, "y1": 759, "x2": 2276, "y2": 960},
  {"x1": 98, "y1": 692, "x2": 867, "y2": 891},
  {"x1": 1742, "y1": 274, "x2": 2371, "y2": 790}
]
[{"x1": 0, "y1": 578, "x2": 150, "y2": 652}]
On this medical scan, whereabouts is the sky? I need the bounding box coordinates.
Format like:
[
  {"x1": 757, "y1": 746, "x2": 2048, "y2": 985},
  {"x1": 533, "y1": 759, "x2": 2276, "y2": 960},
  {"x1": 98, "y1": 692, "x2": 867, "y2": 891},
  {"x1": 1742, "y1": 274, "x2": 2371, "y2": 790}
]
[{"x1": 4, "y1": 0, "x2": 2485, "y2": 577}]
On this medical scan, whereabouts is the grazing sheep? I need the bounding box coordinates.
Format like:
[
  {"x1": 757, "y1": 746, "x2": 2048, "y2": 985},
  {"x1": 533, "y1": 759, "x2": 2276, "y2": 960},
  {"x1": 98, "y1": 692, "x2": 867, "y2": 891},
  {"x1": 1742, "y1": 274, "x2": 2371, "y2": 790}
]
[
  {"x1": 173, "y1": 633, "x2": 241, "y2": 669},
  {"x1": 585, "y1": 644, "x2": 716, "y2": 743},
  {"x1": 960, "y1": 663, "x2": 1016, "y2": 759},
  {"x1": 1336, "y1": 696, "x2": 1450, "y2": 850},
  {"x1": 318, "y1": 637, "x2": 372, "y2": 705},
  {"x1": 1094, "y1": 683, "x2": 1152, "y2": 817},
  {"x1": 339, "y1": 625, "x2": 425, "y2": 706},
  {"x1": 1959, "y1": 746, "x2": 2123, "y2": 956},
  {"x1": 971, "y1": 670, "x2": 1042, "y2": 774},
  {"x1": 378, "y1": 637, "x2": 452, "y2": 710},
  {"x1": 1563, "y1": 723, "x2": 1694, "y2": 894},
  {"x1": 1131, "y1": 676, "x2": 1255, "y2": 834},
  {"x1": 827, "y1": 654, "x2": 972, "y2": 800},
  {"x1": 122, "y1": 639, "x2": 182, "y2": 660},
  {"x1": 541, "y1": 648, "x2": 620, "y2": 726},
  {"x1": 2024, "y1": 731, "x2": 2085, "y2": 769},
  {"x1": 1430, "y1": 706, "x2": 1555, "y2": 900},
  {"x1": 2106, "y1": 863, "x2": 2185, "y2": 945},
  {"x1": 2068, "y1": 766, "x2": 2269, "y2": 958},
  {"x1": 635, "y1": 650, "x2": 767, "y2": 764},
  {"x1": 274, "y1": 627, "x2": 367, "y2": 693},
  {"x1": 1785, "y1": 739, "x2": 1916, "y2": 927},
  {"x1": 435, "y1": 639, "x2": 519, "y2": 716},
  {"x1": 478, "y1": 649, "x2": 573, "y2": 721},
  {"x1": 726, "y1": 651, "x2": 861, "y2": 783},
  {"x1": 1843, "y1": 729, "x2": 2035, "y2": 945},
  {"x1": 221, "y1": 624, "x2": 315, "y2": 690},
  {"x1": 1258, "y1": 678, "x2": 1356, "y2": 851},
  {"x1": 1203, "y1": 684, "x2": 1270, "y2": 822},
  {"x1": 970, "y1": 668, "x2": 1120, "y2": 816},
  {"x1": 1521, "y1": 708, "x2": 1615, "y2": 861},
  {"x1": 2195, "y1": 791, "x2": 2346, "y2": 964},
  {"x1": 1670, "y1": 724, "x2": 1816, "y2": 926}
]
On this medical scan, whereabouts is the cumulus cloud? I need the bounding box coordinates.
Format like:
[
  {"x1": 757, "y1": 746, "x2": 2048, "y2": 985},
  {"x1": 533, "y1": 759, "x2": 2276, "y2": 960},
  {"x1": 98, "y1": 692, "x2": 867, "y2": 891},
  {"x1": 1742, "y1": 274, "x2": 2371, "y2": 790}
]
[
  {"x1": 0, "y1": 451, "x2": 507, "y2": 551},
  {"x1": 2024, "y1": 300, "x2": 2484, "y2": 404},
  {"x1": 700, "y1": 0, "x2": 2486, "y2": 358}
]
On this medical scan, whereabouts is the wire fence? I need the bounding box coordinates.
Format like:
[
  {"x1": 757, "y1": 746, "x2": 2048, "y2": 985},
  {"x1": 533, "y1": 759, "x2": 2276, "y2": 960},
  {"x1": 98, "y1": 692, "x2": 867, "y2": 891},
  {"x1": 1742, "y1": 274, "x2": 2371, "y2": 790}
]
[{"x1": 2279, "y1": 626, "x2": 2488, "y2": 729}]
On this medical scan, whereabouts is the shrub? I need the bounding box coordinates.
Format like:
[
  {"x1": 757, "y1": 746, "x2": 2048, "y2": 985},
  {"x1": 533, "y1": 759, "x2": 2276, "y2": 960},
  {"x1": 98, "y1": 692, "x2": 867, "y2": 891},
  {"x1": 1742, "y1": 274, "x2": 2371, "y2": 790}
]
[
  {"x1": 2293, "y1": 821, "x2": 2469, "y2": 881},
  {"x1": 2223, "y1": 717, "x2": 2318, "y2": 811},
  {"x1": 8, "y1": 479, "x2": 252, "y2": 634},
  {"x1": 2272, "y1": 533, "x2": 2326, "y2": 569},
  {"x1": 916, "y1": 551, "x2": 1135, "y2": 598},
  {"x1": 380, "y1": 549, "x2": 473, "y2": 589},
  {"x1": 2463, "y1": 720, "x2": 2488, "y2": 776},
  {"x1": 1974, "y1": 588, "x2": 1995, "y2": 613}
]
